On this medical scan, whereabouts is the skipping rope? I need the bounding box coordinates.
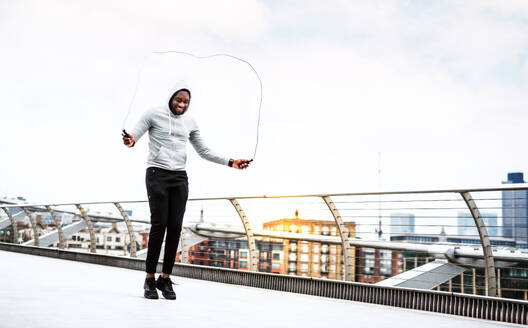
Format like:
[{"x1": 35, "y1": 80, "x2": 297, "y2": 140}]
[{"x1": 122, "y1": 50, "x2": 263, "y2": 162}]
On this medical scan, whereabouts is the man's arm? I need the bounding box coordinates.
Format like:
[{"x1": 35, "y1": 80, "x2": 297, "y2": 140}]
[
  {"x1": 122, "y1": 109, "x2": 152, "y2": 148},
  {"x1": 189, "y1": 130, "x2": 251, "y2": 170}
]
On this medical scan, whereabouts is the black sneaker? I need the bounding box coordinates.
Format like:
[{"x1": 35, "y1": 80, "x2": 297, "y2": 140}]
[
  {"x1": 156, "y1": 276, "x2": 176, "y2": 300},
  {"x1": 144, "y1": 277, "x2": 159, "y2": 299}
]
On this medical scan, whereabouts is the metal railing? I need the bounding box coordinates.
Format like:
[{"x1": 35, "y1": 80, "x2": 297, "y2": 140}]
[{"x1": 2, "y1": 185, "x2": 528, "y2": 313}]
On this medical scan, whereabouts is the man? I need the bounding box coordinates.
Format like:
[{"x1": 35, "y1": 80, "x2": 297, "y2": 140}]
[{"x1": 122, "y1": 80, "x2": 250, "y2": 300}]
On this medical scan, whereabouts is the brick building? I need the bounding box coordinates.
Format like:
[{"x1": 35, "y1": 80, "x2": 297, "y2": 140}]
[{"x1": 262, "y1": 211, "x2": 356, "y2": 280}]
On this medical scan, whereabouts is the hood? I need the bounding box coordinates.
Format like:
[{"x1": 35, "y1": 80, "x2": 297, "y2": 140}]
[{"x1": 167, "y1": 80, "x2": 192, "y2": 115}]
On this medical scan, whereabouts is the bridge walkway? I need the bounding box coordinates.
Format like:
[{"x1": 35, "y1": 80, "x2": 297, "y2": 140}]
[{"x1": 0, "y1": 250, "x2": 519, "y2": 328}]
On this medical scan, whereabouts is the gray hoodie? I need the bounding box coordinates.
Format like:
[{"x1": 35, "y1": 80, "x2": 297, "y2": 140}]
[{"x1": 128, "y1": 81, "x2": 229, "y2": 171}]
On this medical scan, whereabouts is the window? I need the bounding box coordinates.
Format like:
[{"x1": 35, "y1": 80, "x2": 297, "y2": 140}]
[
  {"x1": 300, "y1": 254, "x2": 309, "y2": 262},
  {"x1": 380, "y1": 251, "x2": 392, "y2": 276},
  {"x1": 107, "y1": 236, "x2": 112, "y2": 242},
  {"x1": 331, "y1": 227, "x2": 337, "y2": 236},
  {"x1": 330, "y1": 245, "x2": 337, "y2": 254},
  {"x1": 312, "y1": 255, "x2": 319, "y2": 262},
  {"x1": 301, "y1": 244, "x2": 309, "y2": 253},
  {"x1": 363, "y1": 249, "x2": 375, "y2": 274},
  {"x1": 240, "y1": 251, "x2": 248, "y2": 259},
  {"x1": 116, "y1": 237, "x2": 121, "y2": 243},
  {"x1": 321, "y1": 244, "x2": 329, "y2": 254},
  {"x1": 240, "y1": 261, "x2": 247, "y2": 269},
  {"x1": 313, "y1": 244, "x2": 319, "y2": 253},
  {"x1": 289, "y1": 253, "x2": 297, "y2": 261},
  {"x1": 313, "y1": 263, "x2": 319, "y2": 272},
  {"x1": 289, "y1": 243, "x2": 297, "y2": 252},
  {"x1": 272, "y1": 263, "x2": 281, "y2": 270},
  {"x1": 300, "y1": 263, "x2": 308, "y2": 272},
  {"x1": 313, "y1": 226, "x2": 320, "y2": 235},
  {"x1": 301, "y1": 225, "x2": 310, "y2": 234},
  {"x1": 273, "y1": 253, "x2": 280, "y2": 260}
]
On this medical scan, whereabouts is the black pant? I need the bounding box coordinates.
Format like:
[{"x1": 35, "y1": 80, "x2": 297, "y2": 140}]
[{"x1": 145, "y1": 167, "x2": 188, "y2": 274}]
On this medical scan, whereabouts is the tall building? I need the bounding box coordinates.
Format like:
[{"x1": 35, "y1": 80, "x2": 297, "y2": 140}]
[
  {"x1": 390, "y1": 213, "x2": 415, "y2": 234},
  {"x1": 502, "y1": 172, "x2": 528, "y2": 247},
  {"x1": 262, "y1": 211, "x2": 356, "y2": 280},
  {"x1": 457, "y1": 212, "x2": 499, "y2": 237}
]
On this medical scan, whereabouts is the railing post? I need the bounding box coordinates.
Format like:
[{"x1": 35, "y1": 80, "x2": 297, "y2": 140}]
[
  {"x1": 113, "y1": 202, "x2": 137, "y2": 257},
  {"x1": 322, "y1": 196, "x2": 355, "y2": 281},
  {"x1": 229, "y1": 199, "x2": 258, "y2": 272},
  {"x1": 1, "y1": 207, "x2": 19, "y2": 244},
  {"x1": 45, "y1": 205, "x2": 65, "y2": 249},
  {"x1": 460, "y1": 191, "x2": 497, "y2": 297},
  {"x1": 180, "y1": 227, "x2": 189, "y2": 264},
  {"x1": 75, "y1": 204, "x2": 96, "y2": 253},
  {"x1": 22, "y1": 207, "x2": 39, "y2": 247}
]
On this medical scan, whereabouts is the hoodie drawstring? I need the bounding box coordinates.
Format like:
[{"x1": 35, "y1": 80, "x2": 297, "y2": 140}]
[{"x1": 167, "y1": 107, "x2": 172, "y2": 136}]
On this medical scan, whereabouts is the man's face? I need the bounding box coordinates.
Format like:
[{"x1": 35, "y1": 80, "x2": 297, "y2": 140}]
[{"x1": 170, "y1": 90, "x2": 190, "y2": 115}]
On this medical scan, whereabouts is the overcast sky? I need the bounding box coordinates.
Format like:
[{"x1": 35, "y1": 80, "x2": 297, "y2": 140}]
[{"x1": 1, "y1": 0, "x2": 528, "y2": 204}]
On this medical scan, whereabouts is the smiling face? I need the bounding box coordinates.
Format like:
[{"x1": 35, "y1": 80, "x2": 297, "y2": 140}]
[{"x1": 169, "y1": 89, "x2": 191, "y2": 115}]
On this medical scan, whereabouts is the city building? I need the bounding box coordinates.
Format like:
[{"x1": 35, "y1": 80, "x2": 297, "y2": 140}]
[
  {"x1": 262, "y1": 211, "x2": 356, "y2": 280},
  {"x1": 502, "y1": 172, "x2": 528, "y2": 247},
  {"x1": 355, "y1": 248, "x2": 403, "y2": 283},
  {"x1": 185, "y1": 238, "x2": 283, "y2": 273},
  {"x1": 390, "y1": 213, "x2": 415, "y2": 234},
  {"x1": 68, "y1": 222, "x2": 144, "y2": 255},
  {"x1": 457, "y1": 212, "x2": 499, "y2": 237}
]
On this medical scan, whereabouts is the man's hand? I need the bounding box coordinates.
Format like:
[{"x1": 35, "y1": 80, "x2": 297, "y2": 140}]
[
  {"x1": 233, "y1": 159, "x2": 252, "y2": 170},
  {"x1": 122, "y1": 131, "x2": 136, "y2": 147}
]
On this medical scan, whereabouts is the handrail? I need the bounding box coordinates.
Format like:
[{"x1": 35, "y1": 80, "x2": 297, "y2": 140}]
[{"x1": 2, "y1": 184, "x2": 528, "y2": 208}]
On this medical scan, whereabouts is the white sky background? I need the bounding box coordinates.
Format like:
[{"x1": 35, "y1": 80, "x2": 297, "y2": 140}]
[{"x1": 1, "y1": 0, "x2": 528, "y2": 205}]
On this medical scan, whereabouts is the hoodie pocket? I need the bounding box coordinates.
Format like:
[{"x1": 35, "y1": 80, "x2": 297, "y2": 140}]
[{"x1": 156, "y1": 146, "x2": 171, "y2": 164}]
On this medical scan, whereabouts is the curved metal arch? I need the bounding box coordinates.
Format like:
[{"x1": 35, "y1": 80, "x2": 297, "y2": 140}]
[
  {"x1": 75, "y1": 204, "x2": 96, "y2": 253},
  {"x1": 229, "y1": 199, "x2": 258, "y2": 272},
  {"x1": 1, "y1": 207, "x2": 19, "y2": 244},
  {"x1": 322, "y1": 196, "x2": 355, "y2": 281},
  {"x1": 113, "y1": 202, "x2": 137, "y2": 257},
  {"x1": 22, "y1": 207, "x2": 39, "y2": 247},
  {"x1": 460, "y1": 191, "x2": 497, "y2": 297},
  {"x1": 45, "y1": 205, "x2": 65, "y2": 249}
]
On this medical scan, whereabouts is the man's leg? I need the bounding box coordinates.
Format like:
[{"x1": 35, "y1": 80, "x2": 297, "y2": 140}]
[
  {"x1": 145, "y1": 168, "x2": 169, "y2": 275},
  {"x1": 162, "y1": 175, "x2": 188, "y2": 274},
  {"x1": 156, "y1": 173, "x2": 187, "y2": 300}
]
